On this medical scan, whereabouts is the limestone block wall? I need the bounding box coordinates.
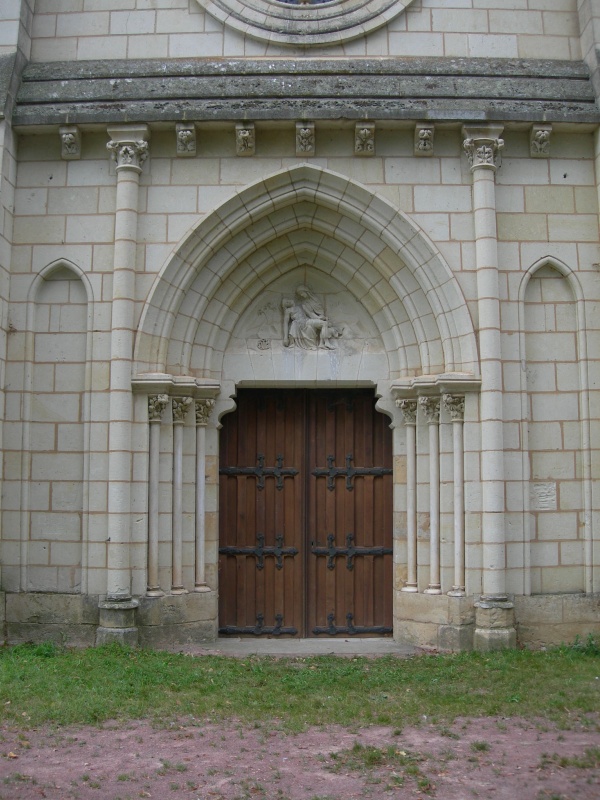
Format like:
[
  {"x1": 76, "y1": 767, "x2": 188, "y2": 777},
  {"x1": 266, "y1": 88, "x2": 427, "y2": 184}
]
[
  {"x1": 2, "y1": 122, "x2": 599, "y2": 623},
  {"x1": 28, "y1": 0, "x2": 582, "y2": 61}
]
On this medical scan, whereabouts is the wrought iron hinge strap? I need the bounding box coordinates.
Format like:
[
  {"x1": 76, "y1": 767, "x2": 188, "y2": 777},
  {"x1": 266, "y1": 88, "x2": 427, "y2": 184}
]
[
  {"x1": 312, "y1": 453, "x2": 392, "y2": 491},
  {"x1": 219, "y1": 533, "x2": 298, "y2": 570},
  {"x1": 313, "y1": 612, "x2": 392, "y2": 636},
  {"x1": 219, "y1": 613, "x2": 297, "y2": 636},
  {"x1": 311, "y1": 533, "x2": 392, "y2": 571},
  {"x1": 220, "y1": 453, "x2": 298, "y2": 490}
]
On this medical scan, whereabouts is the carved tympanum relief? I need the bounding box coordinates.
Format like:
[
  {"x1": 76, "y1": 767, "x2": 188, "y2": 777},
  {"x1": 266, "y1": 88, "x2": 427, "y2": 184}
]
[{"x1": 282, "y1": 285, "x2": 341, "y2": 351}]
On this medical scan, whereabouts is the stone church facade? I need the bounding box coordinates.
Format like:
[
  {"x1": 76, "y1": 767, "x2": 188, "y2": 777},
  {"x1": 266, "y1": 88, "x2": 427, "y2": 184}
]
[{"x1": 0, "y1": 0, "x2": 599, "y2": 650}]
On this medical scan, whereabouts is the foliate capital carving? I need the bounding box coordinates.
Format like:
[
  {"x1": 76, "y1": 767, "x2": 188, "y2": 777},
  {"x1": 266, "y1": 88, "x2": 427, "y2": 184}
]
[
  {"x1": 396, "y1": 398, "x2": 417, "y2": 425},
  {"x1": 355, "y1": 122, "x2": 375, "y2": 156},
  {"x1": 236, "y1": 123, "x2": 255, "y2": 156},
  {"x1": 462, "y1": 128, "x2": 504, "y2": 172},
  {"x1": 443, "y1": 393, "x2": 465, "y2": 422},
  {"x1": 195, "y1": 398, "x2": 215, "y2": 426},
  {"x1": 414, "y1": 124, "x2": 434, "y2": 157},
  {"x1": 419, "y1": 396, "x2": 440, "y2": 425},
  {"x1": 172, "y1": 396, "x2": 193, "y2": 424},
  {"x1": 59, "y1": 125, "x2": 81, "y2": 160},
  {"x1": 107, "y1": 139, "x2": 149, "y2": 172},
  {"x1": 530, "y1": 124, "x2": 552, "y2": 158},
  {"x1": 148, "y1": 393, "x2": 169, "y2": 423},
  {"x1": 296, "y1": 121, "x2": 315, "y2": 156},
  {"x1": 176, "y1": 123, "x2": 196, "y2": 157}
]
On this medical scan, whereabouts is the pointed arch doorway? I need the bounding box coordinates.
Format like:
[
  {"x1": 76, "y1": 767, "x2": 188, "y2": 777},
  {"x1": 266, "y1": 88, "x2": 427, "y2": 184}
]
[{"x1": 218, "y1": 387, "x2": 393, "y2": 638}]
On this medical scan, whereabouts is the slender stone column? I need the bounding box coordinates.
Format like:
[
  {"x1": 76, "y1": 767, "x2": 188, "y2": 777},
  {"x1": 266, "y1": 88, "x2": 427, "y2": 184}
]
[
  {"x1": 194, "y1": 399, "x2": 215, "y2": 592},
  {"x1": 397, "y1": 399, "x2": 418, "y2": 592},
  {"x1": 464, "y1": 125, "x2": 515, "y2": 648},
  {"x1": 420, "y1": 396, "x2": 441, "y2": 595},
  {"x1": 444, "y1": 394, "x2": 466, "y2": 597},
  {"x1": 147, "y1": 394, "x2": 168, "y2": 597},
  {"x1": 96, "y1": 126, "x2": 148, "y2": 645},
  {"x1": 171, "y1": 397, "x2": 192, "y2": 594}
]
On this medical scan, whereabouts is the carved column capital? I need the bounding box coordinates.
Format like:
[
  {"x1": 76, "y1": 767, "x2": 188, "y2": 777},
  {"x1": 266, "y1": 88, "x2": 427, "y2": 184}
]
[
  {"x1": 462, "y1": 125, "x2": 504, "y2": 172},
  {"x1": 107, "y1": 125, "x2": 150, "y2": 173},
  {"x1": 419, "y1": 395, "x2": 440, "y2": 425},
  {"x1": 396, "y1": 398, "x2": 417, "y2": 425},
  {"x1": 148, "y1": 393, "x2": 169, "y2": 423},
  {"x1": 195, "y1": 398, "x2": 215, "y2": 426},
  {"x1": 443, "y1": 393, "x2": 465, "y2": 422},
  {"x1": 172, "y1": 396, "x2": 193, "y2": 424}
]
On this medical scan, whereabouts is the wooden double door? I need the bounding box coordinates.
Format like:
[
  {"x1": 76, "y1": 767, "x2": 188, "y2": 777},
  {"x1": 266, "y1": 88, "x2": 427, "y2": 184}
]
[{"x1": 218, "y1": 389, "x2": 393, "y2": 637}]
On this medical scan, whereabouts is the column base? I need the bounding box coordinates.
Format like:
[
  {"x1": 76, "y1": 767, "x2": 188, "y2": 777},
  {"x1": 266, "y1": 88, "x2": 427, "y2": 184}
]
[
  {"x1": 96, "y1": 599, "x2": 139, "y2": 647},
  {"x1": 194, "y1": 583, "x2": 211, "y2": 593},
  {"x1": 473, "y1": 595, "x2": 516, "y2": 651}
]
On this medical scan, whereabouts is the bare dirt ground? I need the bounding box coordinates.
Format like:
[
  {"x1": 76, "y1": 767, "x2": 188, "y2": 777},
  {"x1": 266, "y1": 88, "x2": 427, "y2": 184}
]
[{"x1": 0, "y1": 715, "x2": 598, "y2": 800}]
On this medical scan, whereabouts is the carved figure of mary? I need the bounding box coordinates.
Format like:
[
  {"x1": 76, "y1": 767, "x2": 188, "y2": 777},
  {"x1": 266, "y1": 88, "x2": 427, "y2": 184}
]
[{"x1": 282, "y1": 285, "x2": 337, "y2": 350}]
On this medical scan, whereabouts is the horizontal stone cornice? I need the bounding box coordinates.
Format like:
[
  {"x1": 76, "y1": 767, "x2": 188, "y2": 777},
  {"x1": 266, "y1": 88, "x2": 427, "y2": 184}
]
[{"x1": 13, "y1": 57, "x2": 599, "y2": 127}]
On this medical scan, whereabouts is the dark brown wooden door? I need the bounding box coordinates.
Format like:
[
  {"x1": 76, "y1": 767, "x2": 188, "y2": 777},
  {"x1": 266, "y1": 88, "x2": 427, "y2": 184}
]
[{"x1": 219, "y1": 389, "x2": 393, "y2": 637}]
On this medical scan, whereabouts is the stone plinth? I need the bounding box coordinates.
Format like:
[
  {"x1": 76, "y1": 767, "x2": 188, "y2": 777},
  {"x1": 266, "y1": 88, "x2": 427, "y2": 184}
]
[
  {"x1": 394, "y1": 592, "x2": 475, "y2": 651},
  {"x1": 95, "y1": 600, "x2": 139, "y2": 647},
  {"x1": 474, "y1": 596, "x2": 516, "y2": 651}
]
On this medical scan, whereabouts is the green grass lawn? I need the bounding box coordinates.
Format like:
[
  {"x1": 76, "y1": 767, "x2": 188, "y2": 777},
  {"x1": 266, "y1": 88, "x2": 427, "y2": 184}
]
[{"x1": 0, "y1": 638, "x2": 598, "y2": 731}]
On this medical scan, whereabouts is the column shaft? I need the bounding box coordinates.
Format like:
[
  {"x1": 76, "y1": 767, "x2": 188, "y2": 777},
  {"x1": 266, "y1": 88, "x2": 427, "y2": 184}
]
[{"x1": 105, "y1": 126, "x2": 148, "y2": 601}]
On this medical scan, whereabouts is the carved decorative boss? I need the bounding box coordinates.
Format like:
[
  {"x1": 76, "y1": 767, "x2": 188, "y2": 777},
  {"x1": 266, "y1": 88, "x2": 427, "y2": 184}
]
[
  {"x1": 236, "y1": 123, "x2": 255, "y2": 156},
  {"x1": 176, "y1": 123, "x2": 196, "y2": 157},
  {"x1": 296, "y1": 122, "x2": 315, "y2": 156},
  {"x1": 355, "y1": 122, "x2": 375, "y2": 156}
]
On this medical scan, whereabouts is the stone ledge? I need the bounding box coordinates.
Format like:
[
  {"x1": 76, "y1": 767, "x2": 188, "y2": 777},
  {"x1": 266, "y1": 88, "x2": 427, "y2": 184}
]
[{"x1": 14, "y1": 58, "x2": 598, "y2": 127}]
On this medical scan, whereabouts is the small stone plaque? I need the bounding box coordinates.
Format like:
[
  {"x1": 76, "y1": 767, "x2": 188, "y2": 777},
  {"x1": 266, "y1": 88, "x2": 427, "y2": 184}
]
[{"x1": 530, "y1": 482, "x2": 557, "y2": 511}]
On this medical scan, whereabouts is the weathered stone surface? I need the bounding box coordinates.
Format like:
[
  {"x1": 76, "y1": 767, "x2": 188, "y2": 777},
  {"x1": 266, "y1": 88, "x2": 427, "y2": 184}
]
[
  {"x1": 6, "y1": 623, "x2": 97, "y2": 648},
  {"x1": 137, "y1": 592, "x2": 218, "y2": 627},
  {"x1": 138, "y1": 621, "x2": 217, "y2": 649},
  {"x1": 513, "y1": 594, "x2": 565, "y2": 624},
  {"x1": 98, "y1": 600, "x2": 138, "y2": 629},
  {"x1": 13, "y1": 58, "x2": 598, "y2": 126},
  {"x1": 439, "y1": 623, "x2": 474, "y2": 652},
  {"x1": 6, "y1": 593, "x2": 99, "y2": 625},
  {"x1": 395, "y1": 591, "x2": 475, "y2": 626},
  {"x1": 96, "y1": 626, "x2": 139, "y2": 647},
  {"x1": 0, "y1": 53, "x2": 16, "y2": 120},
  {"x1": 473, "y1": 627, "x2": 517, "y2": 651}
]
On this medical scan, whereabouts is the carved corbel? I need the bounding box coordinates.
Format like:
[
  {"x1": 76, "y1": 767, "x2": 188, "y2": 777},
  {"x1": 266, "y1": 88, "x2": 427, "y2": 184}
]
[
  {"x1": 355, "y1": 122, "x2": 375, "y2": 156},
  {"x1": 176, "y1": 123, "x2": 196, "y2": 157},
  {"x1": 59, "y1": 126, "x2": 81, "y2": 160},
  {"x1": 236, "y1": 123, "x2": 255, "y2": 156},
  {"x1": 414, "y1": 124, "x2": 434, "y2": 157},
  {"x1": 296, "y1": 122, "x2": 315, "y2": 156},
  {"x1": 530, "y1": 124, "x2": 552, "y2": 158}
]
